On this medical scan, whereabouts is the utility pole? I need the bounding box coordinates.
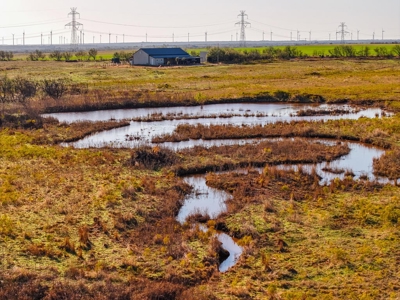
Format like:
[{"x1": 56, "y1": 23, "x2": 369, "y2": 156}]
[
  {"x1": 100, "y1": 35, "x2": 102, "y2": 43},
  {"x1": 50, "y1": 31, "x2": 52, "y2": 45},
  {"x1": 329, "y1": 33, "x2": 331, "y2": 41},
  {"x1": 205, "y1": 32, "x2": 207, "y2": 42},
  {"x1": 65, "y1": 7, "x2": 82, "y2": 46},
  {"x1": 123, "y1": 34, "x2": 125, "y2": 43},
  {"x1": 373, "y1": 32, "x2": 375, "y2": 41},
  {"x1": 309, "y1": 31, "x2": 311, "y2": 41},
  {"x1": 382, "y1": 29, "x2": 384, "y2": 40},
  {"x1": 188, "y1": 33, "x2": 189, "y2": 42},
  {"x1": 270, "y1": 31, "x2": 273, "y2": 41},
  {"x1": 236, "y1": 32, "x2": 238, "y2": 41},
  {"x1": 83, "y1": 32, "x2": 84, "y2": 44},
  {"x1": 290, "y1": 31, "x2": 292, "y2": 41},
  {"x1": 357, "y1": 30, "x2": 360, "y2": 40},
  {"x1": 172, "y1": 33, "x2": 174, "y2": 43},
  {"x1": 235, "y1": 10, "x2": 251, "y2": 46},
  {"x1": 351, "y1": 32, "x2": 353, "y2": 40},
  {"x1": 109, "y1": 33, "x2": 111, "y2": 43},
  {"x1": 93, "y1": 36, "x2": 95, "y2": 43},
  {"x1": 12, "y1": 34, "x2": 14, "y2": 45},
  {"x1": 337, "y1": 22, "x2": 348, "y2": 43},
  {"x1": 41, "y1": 33, "x2": 43, "y2": 45},
  {"x1": 263, "y1": 31, "x2": 265, "y2": 41},
  {"x1": 146, "y1": 33, "x2": 148, "y2": 42},
  {"x1": 23, "y1": 31, "x2": 25, "y2": 45},
  {"x1": 297, "y1": 30, "x2": 299, "y2": 41},
  {"x1": 116, "y1": 35, "x2": 118, "y2": 43}
]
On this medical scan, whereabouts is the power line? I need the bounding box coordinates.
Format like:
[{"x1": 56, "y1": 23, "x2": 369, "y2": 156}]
[
  {"x1": 235, "y1": 10, "x2": 251, "y2": 46},
  {"x1": 337, "y1": 22, "x2": 349, "y2": 43},
  {"x1": 80, "y1": 18, "x2": 234, "y2": 29},
  {"x1": 0, "y1": 18, "x2": 68, "y2": 29},
  {"x1": 65, "y1": 8, "x2": 83, "y2": 46}
]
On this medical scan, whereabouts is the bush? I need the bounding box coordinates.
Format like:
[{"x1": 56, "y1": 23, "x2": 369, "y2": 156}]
[
  {"x1": 49, "y1": 50, "x2": 63, "y2": 61},
  {"x1": 0, "y1": 51, "x2": 13, "y2": 61},
  {"x1": 14, "y1": 77, "x2": 38, "y2": 105},
  {"x1": 27, "y1": 50, "x2": 46, "y2": 61},
  {"x1": 42, "y1": 78, "x2": 69, "y2": 100},
  {"x1": 0, "y1": 75, "x2": 15, "y2": 112},
  {"x1": 131, "y1": 146, "x2": 180, "y2": 170}
]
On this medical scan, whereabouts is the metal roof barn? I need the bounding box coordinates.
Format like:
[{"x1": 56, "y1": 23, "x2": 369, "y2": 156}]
[{"x1": 132, "y1": 48, "x2": 199, "y2": 66}]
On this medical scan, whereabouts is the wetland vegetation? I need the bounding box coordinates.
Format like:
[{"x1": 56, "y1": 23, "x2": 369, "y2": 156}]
[{"x1": 1, "y1": 48, "x2": 400, "y2": 299}]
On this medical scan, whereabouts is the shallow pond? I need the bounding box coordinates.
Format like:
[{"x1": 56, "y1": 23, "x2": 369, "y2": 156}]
[
  {"x1": 44, "y1": 103, "x2": 381, "y2": 123},
  {"x1": 45, "y1": 103, "x2": 386, "y2": 148}
]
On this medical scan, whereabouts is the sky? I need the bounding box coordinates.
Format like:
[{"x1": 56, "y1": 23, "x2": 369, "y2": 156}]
[{"x1": 0, "y1": 0, "x2": 399, "y2": 45}]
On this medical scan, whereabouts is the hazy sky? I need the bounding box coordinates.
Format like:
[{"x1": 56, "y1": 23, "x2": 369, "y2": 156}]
[{"x1": 0, "y1": 0, "x2": 399, "y2": 45}]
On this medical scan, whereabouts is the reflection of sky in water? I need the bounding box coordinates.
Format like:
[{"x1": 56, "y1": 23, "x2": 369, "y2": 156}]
[
  {"x1": 270, "y1": 141, "x2": 387, "y2": 184},
  {"x1": 178, "y1": 177, "x2": 241, "y2": 272},
  {"x1": 176, "y1": 176, "x2": 230, "y2": 224},
  {"x1": 44, "y1": 103, "x2": 377, "y2": 123},
  {"x1": 218, "y1": 233, "x2": 243, "y2": 272},
  {"x1": 47, "y1": 103, "x2": 387, "y2": 149}
]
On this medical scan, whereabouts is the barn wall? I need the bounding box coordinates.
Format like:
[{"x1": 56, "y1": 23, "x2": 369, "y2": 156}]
[
  {"x1": 133, "y1": 50, "x2": 149, "y2": 65},
  {"x1": 149, "y1": 57, "x2": 165, "y2": 66}
]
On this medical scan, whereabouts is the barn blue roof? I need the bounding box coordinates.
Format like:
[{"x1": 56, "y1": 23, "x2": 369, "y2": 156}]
[{"x1": 139, "y1": 48, "x2": 191, "y2": 57}]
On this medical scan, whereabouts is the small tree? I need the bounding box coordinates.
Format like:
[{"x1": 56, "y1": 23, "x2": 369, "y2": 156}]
[
  {"x1": 88, "y1": 48, "x2": 98, "y2": 61},
  {"x1": 49, "y1": 50, "x2": 63, "y2": 61},
  {"x1": 14, "y1": 77, "x2": 38, "y2": 106},
  {"x1": 42, "y1": 78, "x2": 68, "y2": 100},
  {"x1": 392, "y1": 45, "x2": 400, "y2": 57},
  {"x1": 0, "y1": 51, "x2": 13, "y2": 61},
  {"x1": 75, "y1": 50, "x2": 87, "y2": 61},
  {"x1": 27, "y1": 50, "x2": 45, "y2": 61},
  {"x1": 62, "y1": 52, "x2": 73, "y2": 61},
  {"x1": 0, "y1": 75, "x2": 15, "y2": 112}
]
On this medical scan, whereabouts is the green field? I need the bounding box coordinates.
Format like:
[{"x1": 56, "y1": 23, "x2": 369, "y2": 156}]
[{"x1": 9, "y1": 43, "x2": 400, "y2": 62}]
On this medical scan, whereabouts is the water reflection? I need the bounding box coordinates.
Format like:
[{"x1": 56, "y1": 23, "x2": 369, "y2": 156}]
[
  {"x1": 44, "y1": 103, "x2": 381, "y2": 123},
  {"x1": 47, "y1": 103, "x2": 387, "y2": 149},
  {"x1": 177, "y1": 176, "x2": 230, "y2": 224}
]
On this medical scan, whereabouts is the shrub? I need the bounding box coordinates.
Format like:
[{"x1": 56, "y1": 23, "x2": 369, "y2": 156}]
[
  {"x1": 49, "y1": 50, "x2": 63, "y2": 61},
  {"x1": 130, "y1": 146, "x2": 180, "y2": 170},
  {"x1": 42, "y1": 78, "x2": 68, "y2": 99}
]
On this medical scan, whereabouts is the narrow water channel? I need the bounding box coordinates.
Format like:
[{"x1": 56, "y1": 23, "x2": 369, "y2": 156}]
[{"x1": 177, "y1": 176, "x2": 242, "y2": 272}]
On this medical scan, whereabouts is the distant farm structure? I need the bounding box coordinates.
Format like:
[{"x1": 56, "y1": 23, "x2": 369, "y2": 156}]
[{"x1": 131, "y1": 48, "x2": 200, "y2": 66}]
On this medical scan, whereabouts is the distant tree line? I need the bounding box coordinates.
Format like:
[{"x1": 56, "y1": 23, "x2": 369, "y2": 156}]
[
  {"x1": 323, "y1": 45, "x2": 400, "y2": 58},
  {"x1": 207, "y1": 46, "x2": 305, "y2": 63},
  {"x1": 0, "y1": 76, "x2": 86, "y2": 112},
  {"x1": 112, "y1": 51, "x2": 133, "y2": 62},
  {"x1": 0, "y1": 51, "x2": 14, "y2": 61},
  {"x1": 207, "y1": 45, "x2": 400, "y2": 63},
  {"x1": 26, "y1": 48, "x2": 99, "y2": 61}
]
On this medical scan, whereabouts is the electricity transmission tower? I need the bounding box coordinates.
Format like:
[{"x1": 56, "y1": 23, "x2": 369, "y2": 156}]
[
  {"x1": 65, "y1": 8, "x2": 83, "y2": 46},
  {"x1": 235, "y1": 10, "x2": 251, "y2": 46},
  {"x1": 337, "y1": 22, "x2": 348, "y2": 43}
]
